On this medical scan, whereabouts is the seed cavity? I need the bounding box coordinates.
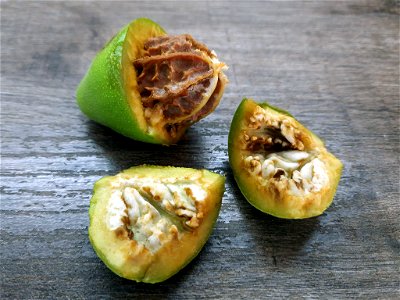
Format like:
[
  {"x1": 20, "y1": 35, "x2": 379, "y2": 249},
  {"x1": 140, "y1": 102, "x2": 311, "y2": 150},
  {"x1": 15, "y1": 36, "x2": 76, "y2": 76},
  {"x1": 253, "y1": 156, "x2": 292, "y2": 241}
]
[
  {"x1": 242, "y1": 107, "x2": 329, "y2": 196},
  {"x1": 106, "y1": 176, "x2": 208, "y2": 253}
]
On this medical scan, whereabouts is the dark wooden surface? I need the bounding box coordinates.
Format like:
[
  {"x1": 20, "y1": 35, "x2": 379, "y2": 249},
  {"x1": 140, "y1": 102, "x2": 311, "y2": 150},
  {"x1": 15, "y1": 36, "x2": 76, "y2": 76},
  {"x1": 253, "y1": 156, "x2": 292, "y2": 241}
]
[{"x1": 1, "y1": 1, "x2": 399, "y2": 298}]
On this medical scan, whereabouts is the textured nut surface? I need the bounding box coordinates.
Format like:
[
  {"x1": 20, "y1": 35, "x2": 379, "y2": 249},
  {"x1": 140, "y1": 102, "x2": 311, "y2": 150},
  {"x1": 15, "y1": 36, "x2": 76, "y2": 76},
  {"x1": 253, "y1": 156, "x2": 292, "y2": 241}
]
[{"x1": 134, "y1": 34, "x2": 228, "y2": 138}]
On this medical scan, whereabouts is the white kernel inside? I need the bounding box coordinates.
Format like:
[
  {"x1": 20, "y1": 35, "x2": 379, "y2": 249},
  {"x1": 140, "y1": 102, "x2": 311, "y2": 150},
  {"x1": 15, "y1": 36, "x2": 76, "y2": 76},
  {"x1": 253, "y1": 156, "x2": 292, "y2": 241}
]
[
  {"x1": 105, "y1": 176, "x2": 208, "y2": 253},
  {"x1": 107, "y1": 191, "x2": 126, "y2": 230},
  {"x1": 244, "y1": 150, "x2": 329, "y2": 195},
  {"x1": 242, "y1": 108, "x2": 330, "y2": 196}
]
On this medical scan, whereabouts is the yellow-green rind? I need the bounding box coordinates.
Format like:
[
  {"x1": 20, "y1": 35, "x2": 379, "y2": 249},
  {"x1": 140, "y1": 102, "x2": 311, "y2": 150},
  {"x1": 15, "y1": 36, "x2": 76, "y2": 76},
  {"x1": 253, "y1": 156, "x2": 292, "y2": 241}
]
[
  {"x1": 228, "y1": 98, "x2": 343, "y2": 219},
  {"x1": 89, "y1": 175, "x2": 123, "y2": 278},
  {"x1": 88, "y1": 165, "x2": 225, "y2": 283},
  {"x1": 76, "y1": 18, "x2": 167, "y2": 144}
]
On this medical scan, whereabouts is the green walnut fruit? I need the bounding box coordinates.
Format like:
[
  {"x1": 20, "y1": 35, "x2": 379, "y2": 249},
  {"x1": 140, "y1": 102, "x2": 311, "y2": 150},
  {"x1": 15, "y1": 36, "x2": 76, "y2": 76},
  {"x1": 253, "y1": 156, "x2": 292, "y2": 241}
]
[
  {"x1": 77, "y1": 18, "x2": 228, "y2": 145},
  {"x1": 228, "y1": 98, "x2": 342, "y2": 219},
  {"x1": 88, "y1": 165, "x2": 225, "y2": 283}
]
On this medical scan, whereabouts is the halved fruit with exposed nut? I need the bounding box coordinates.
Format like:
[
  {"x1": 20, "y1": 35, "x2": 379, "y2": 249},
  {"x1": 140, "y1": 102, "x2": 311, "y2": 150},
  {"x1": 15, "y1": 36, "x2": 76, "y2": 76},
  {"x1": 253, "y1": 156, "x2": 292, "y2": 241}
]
[
  {"x1": 228, "y1": 98, "x2": 342, "y2": 219},
  {"x1": 77, "y1": 18, "x2": 228, "y2": 145},
  {"x1": 88, "y1": 165, "x2": 225, "y2": 283}
]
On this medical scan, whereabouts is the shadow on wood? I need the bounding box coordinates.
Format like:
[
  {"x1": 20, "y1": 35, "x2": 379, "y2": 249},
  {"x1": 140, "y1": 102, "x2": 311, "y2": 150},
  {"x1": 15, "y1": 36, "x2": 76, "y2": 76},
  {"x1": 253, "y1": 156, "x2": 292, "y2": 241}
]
[
  {"x1": 85, "y1": 120, "x2": 211, "y2": 170},
  {"x1": 227, "y1": 170, "x2": 321, "y2": 266}
]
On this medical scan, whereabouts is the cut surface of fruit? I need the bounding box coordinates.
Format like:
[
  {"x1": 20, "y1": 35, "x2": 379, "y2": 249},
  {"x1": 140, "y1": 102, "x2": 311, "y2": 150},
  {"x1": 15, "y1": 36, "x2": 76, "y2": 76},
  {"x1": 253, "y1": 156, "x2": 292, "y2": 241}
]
[
  {"x1": 77, "y1": 18, "x2": 228, "y2": 145},
  {"x1": 89, "y1": 165, "x2": 225, "y2": 283},
  {"x1": 228, "y1": 99, "x2": 342, "y2": 219}
]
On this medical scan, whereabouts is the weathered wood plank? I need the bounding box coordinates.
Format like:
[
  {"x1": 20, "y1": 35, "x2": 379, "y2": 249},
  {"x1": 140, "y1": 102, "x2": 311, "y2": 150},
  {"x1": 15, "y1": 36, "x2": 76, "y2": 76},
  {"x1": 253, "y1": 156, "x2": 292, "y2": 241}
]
[{"x1": 1, "y1": 0, "x2": 399, "y2": 298}]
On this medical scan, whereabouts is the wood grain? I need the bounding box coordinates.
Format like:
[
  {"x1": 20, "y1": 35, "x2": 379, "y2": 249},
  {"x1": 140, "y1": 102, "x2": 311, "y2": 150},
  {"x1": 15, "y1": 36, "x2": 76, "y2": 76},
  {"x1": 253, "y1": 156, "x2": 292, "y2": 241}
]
[{"x1": 1, "y1": 1, "x2": 399, "y2": 298}]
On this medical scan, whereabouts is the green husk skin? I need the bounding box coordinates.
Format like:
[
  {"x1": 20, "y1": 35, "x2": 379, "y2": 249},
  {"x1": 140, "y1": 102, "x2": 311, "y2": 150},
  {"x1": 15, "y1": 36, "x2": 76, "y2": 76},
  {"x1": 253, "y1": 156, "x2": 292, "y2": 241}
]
[
  {"x1": 76, "y1": 18, "x2": 166, "y2": 144},
  {"x1": 228, "y1": 98, "x2": 343, "y2": 219},
  {"x1": 88, "y1": 165, "x2": 225, "y2": 283}
]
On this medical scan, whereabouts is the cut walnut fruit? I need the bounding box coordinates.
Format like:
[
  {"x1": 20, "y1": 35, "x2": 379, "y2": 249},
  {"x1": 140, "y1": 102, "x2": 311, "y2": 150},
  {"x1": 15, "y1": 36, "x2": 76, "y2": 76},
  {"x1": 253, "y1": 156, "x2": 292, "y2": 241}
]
[
  {"x1": 89, "y1": 165, "x2": 225, "y2": 283},
  {"x1": 229, "y1": 99, "x2": 343, "y2": 219},
  {"x1": 77, "y1": 18, "x2": 227, "y2": 145}
]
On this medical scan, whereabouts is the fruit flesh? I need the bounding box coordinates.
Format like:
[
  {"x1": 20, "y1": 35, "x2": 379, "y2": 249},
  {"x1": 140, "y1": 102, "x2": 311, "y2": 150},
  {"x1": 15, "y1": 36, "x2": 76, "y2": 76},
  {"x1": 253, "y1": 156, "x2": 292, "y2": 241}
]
[
  {"x1": 89, "y1": 165, "x2": 225, "y2": 283},
  {"x1": 77, "y1": 18, "x2": 227, "y2": 145},
  {"x1": 228, "y1": 99, "x2": 342, "y2": 219}
]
